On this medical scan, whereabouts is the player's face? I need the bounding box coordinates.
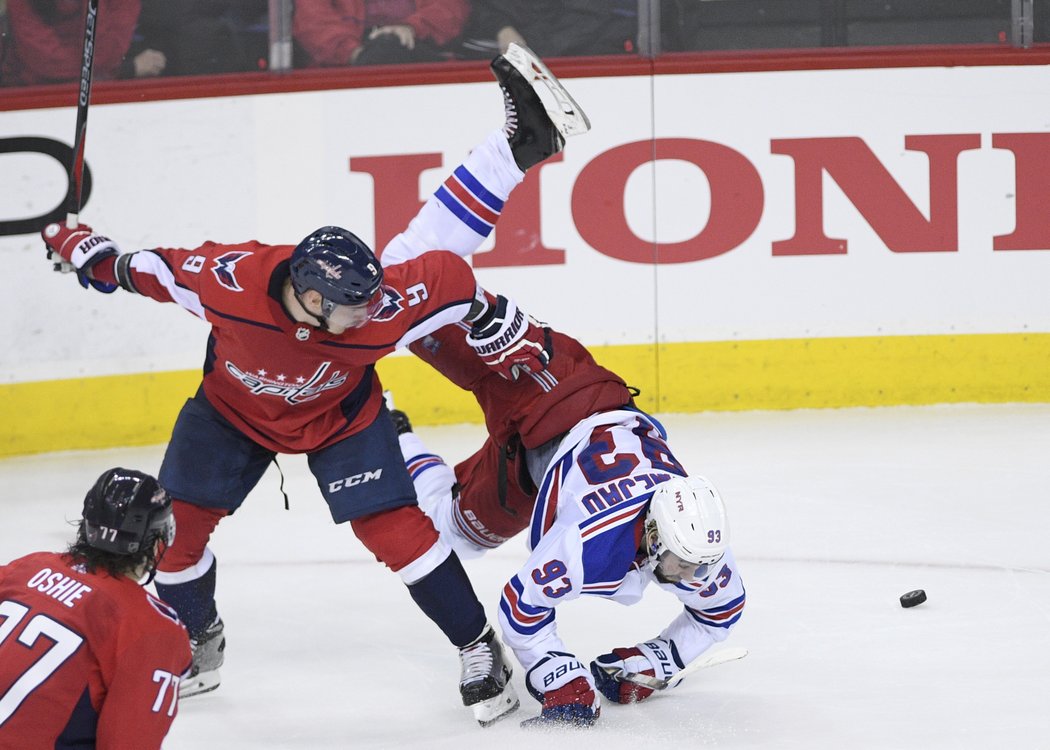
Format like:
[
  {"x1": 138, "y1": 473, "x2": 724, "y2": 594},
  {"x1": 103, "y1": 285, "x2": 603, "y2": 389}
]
[
  {"x1": 653, "y1": 549, "x2": 719, "y2": 584},
  {"x1": 324, "y1": 302, "x2": 372, "y2": 333},
  {"x1": 322, "y1": 289, "x2": 384, "y2": 334}
]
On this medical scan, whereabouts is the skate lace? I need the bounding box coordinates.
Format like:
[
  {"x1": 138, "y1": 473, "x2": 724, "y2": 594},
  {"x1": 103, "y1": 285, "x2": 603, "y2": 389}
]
[
  {"x1": 501, "y1": 87, "x2": 518, "y2": 138},
  {"x1": 460, "y1": 640, "x2": 495, "y2": 684}
]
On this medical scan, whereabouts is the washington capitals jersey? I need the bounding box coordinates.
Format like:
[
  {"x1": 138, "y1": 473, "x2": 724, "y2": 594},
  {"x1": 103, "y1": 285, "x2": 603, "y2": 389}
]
[
  {"x1": 0, "y1": 552, "x2": 191, "y2": 749},
  {"x1": 410, "y1": 325, "x2": 632, "y2": 449},
  {"x1": 497, "y1": 410, "x2": 746, "y2": 670},
  {"x1": 96, "y1": 244, "x2": 481, "y2": 453}
]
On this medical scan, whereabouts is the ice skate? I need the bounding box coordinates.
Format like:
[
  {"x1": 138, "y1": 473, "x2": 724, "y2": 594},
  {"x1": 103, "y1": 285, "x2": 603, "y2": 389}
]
[
  {"x1": 179, "y1": 617, "x2": 225, "y2": 698},
  {"x1": 459, "y1": 625, "x2": 520, "y2": 726},
  {"x1": 491, "y1": 43, "x2": 590, "y2": 170}
]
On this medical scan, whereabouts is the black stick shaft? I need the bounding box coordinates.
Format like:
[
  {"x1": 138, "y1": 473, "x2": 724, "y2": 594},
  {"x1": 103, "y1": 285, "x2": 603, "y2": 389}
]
[{"x1": 66, "y1": 0, "x2": 100, "y2": 229}]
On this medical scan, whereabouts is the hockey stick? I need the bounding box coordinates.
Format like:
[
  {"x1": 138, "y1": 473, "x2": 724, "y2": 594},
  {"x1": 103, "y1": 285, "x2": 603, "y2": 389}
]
[
  {"x1": 520, "y1": 647, "x2": 749, "y2": 728},
  {"x1": 610, "y1": 646, "x2": 749, "y2": 691},
  {"x1": 67, "y1": 0, "x2": 99, "y2": 230},
  {"x1": 50, "y1": 0, "x2": 99, "y2": 274}
]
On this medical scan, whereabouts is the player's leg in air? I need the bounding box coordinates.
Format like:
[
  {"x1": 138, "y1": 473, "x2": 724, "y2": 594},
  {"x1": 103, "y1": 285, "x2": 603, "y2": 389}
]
[{"x1": 379, "y1": 42, "x2": 591, "y2": 266}]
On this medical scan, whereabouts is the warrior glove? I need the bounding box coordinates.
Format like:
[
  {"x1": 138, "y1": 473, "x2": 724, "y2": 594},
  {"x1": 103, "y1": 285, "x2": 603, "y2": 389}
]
[{"x1": 467, "y1": 294, "x2": 551, "y2": 381}]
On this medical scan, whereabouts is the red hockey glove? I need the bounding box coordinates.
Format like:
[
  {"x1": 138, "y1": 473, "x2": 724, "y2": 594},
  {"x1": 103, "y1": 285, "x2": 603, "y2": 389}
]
[
  {"x1": 524, "y1": 652, "x2": 600, "y2": 727},
  {"x1": 41, "y1": 222, "x2": 119, "y2": 293},
  {"x1": 590, "y1": 638, "x2": 684, "y2": 704},
  {"x1": 467, "y1": 294, "x2": 551, "y2": 381}
]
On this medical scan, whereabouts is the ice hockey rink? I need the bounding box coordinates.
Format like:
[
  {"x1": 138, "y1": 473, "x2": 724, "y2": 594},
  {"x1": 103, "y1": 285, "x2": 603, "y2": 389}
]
[{"x1": 2, "y1": 403, "x2": 1048, "y2": 749}]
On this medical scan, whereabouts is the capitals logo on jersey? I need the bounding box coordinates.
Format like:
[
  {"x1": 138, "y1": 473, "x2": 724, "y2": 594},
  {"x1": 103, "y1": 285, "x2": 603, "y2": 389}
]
[
  {"x1": 371, "y1": 286, "x2": 405, "y2": 323},
  {"x1": 212, "y1": 251, "x2": 253, "y2": 291}
]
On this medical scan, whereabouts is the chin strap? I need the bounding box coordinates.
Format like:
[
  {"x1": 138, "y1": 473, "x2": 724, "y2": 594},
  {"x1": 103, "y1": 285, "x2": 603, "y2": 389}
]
[{"x1": 292, "y1": 288, "x2": 329, "y2": 331}]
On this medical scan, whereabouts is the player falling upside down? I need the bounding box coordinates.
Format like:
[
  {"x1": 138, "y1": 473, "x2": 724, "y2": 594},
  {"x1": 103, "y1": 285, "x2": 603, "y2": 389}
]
[
  {"x1": 40, "y1": 44, "x2": 588, "y2": 726},
  {"x1": 368, "y1": 47, "x2": 745, "y2": 721},
  {"x1": 0, "y1": 469, "x2": 191, "y2": 749},
  {"x1": 390, "y1": 401, "x2": 745, "y2": 727}
]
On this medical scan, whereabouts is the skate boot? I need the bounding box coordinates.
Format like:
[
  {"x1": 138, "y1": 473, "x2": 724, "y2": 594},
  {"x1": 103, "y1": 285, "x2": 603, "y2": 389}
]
[
  {"x1": 491, "y1": 42, "x2": 591, "y2": 171},
  {"x1": 179, "y1": 617, "x2": 225, "y2": 698},
  {"x1": 459, "y1": 625, "x2": 520, "y2": 726}
]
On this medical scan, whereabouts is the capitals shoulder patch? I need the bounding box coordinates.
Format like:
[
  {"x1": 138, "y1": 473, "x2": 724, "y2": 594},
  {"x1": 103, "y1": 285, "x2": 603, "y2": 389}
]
[
  {"x1": 212, "y1": 251, "x2": 253, "y2": 291},
  {"x1": 371, "y1": 286, "x2": 405, "y2": 322}
]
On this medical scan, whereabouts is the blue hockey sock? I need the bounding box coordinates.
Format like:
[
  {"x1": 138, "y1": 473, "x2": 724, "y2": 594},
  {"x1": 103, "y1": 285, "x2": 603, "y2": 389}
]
[
  {"x1": 407, "y1": 552, "x2": 487, "y2": 647},
  {"x1": 155, "y1": 555, "x2": 220, "y2": 639}
]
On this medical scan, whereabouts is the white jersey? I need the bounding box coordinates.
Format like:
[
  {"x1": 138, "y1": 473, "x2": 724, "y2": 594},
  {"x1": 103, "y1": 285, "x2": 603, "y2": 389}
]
[
  {"x1": 398, "y1": 410, "x2": 746, "y2": 673},
  {"x1": 496, "y1": 409, "x2": 746, "y2": 670},
  {"x1": 379, "y1": 130, "x2": 524, "y2": 267}
]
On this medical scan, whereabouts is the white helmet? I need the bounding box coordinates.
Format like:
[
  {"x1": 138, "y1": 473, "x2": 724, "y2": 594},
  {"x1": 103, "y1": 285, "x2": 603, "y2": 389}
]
[{"x1": 646, "y1": 475, "x2": 730, "y2": 572}]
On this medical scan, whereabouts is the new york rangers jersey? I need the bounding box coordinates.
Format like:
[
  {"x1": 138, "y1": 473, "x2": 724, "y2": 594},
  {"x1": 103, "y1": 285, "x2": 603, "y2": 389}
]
[
  {"x1": 496, "y1": 410, "x2": 746, "y2": 670},
  {"x1": 95, "y1": 244, "x2": 482, "y2": 453},
  {"x1": 0, "y1": 552, "x2": 191, "y2": 749}
]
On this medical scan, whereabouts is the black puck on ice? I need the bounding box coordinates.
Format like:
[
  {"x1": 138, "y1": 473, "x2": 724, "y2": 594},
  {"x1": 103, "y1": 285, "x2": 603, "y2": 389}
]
[{"x1": 899, "y1": 589, "x2": 927, "y2": 608}]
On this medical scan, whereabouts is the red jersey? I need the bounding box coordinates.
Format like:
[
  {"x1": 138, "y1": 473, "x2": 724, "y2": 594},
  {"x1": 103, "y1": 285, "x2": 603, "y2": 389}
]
[
  {"x1": 1, "y1": 0, "x2": 140, "y2": 86},
  {"x1": 410, "y1": 324, "x2": 632, "y2": 448},
  {"x1": 95, "y1": 243, "x2": 480, "y2": 453},
  {"x1": 0, "y1": 552, "x2": 191, "y2": 750},
  {"x1": 294, "y1": 0, "x2": 469, "y2": 67}
]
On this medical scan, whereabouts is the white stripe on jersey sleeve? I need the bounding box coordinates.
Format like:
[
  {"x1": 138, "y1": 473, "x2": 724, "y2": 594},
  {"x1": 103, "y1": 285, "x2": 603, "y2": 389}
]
[
  {"x1": 131, "y1": 251, "x2": 207, "y2": 320},
  {"x1": 393, "y1": 299, "x2": 476, "y2": 350}
]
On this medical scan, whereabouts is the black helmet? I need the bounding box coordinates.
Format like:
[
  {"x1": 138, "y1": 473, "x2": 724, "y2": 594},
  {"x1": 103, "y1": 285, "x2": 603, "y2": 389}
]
[
  {"x1": 81, "y1": 468, "x2": 175, "y2": 556},
  {"x1": 289, "y1": 226, "x2": 383, "y2": 321}
]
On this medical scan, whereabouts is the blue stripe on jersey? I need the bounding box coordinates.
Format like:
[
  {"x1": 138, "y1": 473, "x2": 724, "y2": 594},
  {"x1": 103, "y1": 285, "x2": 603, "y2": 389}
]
[
  {"x1": 624, "y1": 406, "x2": 669, "y2": 440},
  {"x1": 687, "y1": 591, "x2": 746, "y2": 629},
  {"x1": 500, "y1": 575, "x2": 554, "y2": 635},
  {"x1": 405, "y1": 453, "x2": 444, "y2": 480},
  {"x1": 202, "y1": 303, "x2": 283, "y2": 332},
  {"x1": 700, "y1": 592, "x2": 747, "y2": 614},
  {"x1": 435, "y1": 186, "x2": 494, "y2": 237},
  {"x1": 453, "y1": 166, "x2": 506, "y2": 212},
  {"x1": 529, "y1": 451, "x2": 575, "y2": 550},
  {"x1": 581, "y1": 579, "x2": 625, "y2": 596},
  {"x1": 507, "y1": 576, "x2": 550, "y2": 617},
  {"x1": 578, "y1": 492, "x2": 651, "y2": 535}
]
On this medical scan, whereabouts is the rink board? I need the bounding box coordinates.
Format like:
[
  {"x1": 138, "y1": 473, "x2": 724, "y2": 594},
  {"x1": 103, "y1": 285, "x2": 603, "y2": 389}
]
[{"x1": 1, "y1": 60, "x2": 1048, "y2": 455}]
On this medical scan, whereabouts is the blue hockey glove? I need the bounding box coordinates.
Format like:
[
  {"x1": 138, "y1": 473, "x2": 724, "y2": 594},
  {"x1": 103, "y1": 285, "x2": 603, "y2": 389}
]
[{"x1": 590, "y1": 638, "x2": 685, "y2": 704}]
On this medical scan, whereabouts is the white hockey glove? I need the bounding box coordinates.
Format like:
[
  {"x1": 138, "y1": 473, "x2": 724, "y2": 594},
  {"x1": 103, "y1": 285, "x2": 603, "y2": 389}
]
[{"x1": 523, "y1": 651, "x2": 600, "y2": 727}]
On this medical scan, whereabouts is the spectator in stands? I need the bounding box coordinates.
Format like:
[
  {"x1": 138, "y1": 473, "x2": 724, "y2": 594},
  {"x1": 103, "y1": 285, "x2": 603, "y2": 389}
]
[
  {"x1": 294, "y1": 0, "x2": 468, "y2": 68},
  {"x1": 130, "y1": 0, "x2": 268, "y2": 77},
  {"x1": 0, "y1": 0, "x2": 164, "y2": 87},
  {"x1": 458, "y1": 0, "x2": 639, "y2": 59}
]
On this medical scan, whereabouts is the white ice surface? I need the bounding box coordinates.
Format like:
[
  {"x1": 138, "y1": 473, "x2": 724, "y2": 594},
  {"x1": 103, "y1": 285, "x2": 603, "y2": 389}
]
[{"x1": 2, "y1": 404, "x2": 1048, "y2": 749}]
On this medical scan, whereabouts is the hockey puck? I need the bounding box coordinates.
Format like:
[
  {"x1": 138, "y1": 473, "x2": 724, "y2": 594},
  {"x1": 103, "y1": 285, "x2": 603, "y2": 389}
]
[{"x1": 899, "y1": 589, "x2": 927, "y2": 608}]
